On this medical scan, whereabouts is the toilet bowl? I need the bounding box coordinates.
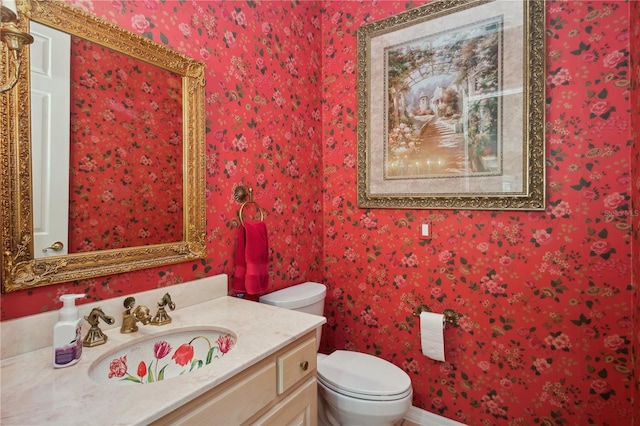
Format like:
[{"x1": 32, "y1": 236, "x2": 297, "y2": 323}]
[
  {"x1": 317, "y1": 350, "x2": 412, "y2": 426},
  {"x1": 259, "y1": 282, "x2": 413, "y2": 426}
]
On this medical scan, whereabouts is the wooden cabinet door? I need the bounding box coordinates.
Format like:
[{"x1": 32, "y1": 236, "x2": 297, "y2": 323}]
[{"x1": 253, "y1": 377, "x2": 317, "y2": 426}]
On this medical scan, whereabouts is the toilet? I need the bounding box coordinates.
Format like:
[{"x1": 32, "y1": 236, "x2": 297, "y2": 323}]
[{"x1": 259, "y1": 282, "x2": 412, "y2": 426}]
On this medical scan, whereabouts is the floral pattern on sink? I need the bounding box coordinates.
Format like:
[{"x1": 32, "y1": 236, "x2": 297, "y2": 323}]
[{"x1": 104, "y1": 333, "x2": 235, "y2": 384}]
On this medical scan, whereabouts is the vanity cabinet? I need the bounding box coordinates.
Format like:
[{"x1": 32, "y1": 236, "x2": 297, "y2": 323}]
[{"x1": 152, "y1": 331, "x2": 318, "y2": 426}]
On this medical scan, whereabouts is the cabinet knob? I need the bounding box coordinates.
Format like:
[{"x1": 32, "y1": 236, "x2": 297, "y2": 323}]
[{"x1": 300, "y1": 360, "x2": 309, "y2": 371}]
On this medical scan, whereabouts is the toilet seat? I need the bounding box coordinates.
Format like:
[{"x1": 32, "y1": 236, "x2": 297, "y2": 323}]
[{"x1": 317, "y1": 350, "x2": 412, "y2": 402}]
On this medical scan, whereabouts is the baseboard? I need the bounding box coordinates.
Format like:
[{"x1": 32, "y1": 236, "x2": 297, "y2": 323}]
[{"x1": 404, "y1": 406, "x2": 467, "y2": 426}]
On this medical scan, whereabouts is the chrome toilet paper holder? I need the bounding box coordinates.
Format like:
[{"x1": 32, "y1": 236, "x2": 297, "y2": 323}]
[{"x1": 414, "y1": 304, "x2": 460, "y2": 326}]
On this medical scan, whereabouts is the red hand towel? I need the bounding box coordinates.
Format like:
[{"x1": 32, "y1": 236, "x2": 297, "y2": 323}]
[
  {"x1": 232, "y1": 225, "x2": 247, "y2": 294},
  {"x1": 244, "y1": 221, "x2": 269, "y2": 294}
]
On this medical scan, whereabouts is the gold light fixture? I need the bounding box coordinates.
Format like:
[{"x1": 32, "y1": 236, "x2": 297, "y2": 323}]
[{"x1": 1, "y1": 0, "x2": 33, "y2": 93}]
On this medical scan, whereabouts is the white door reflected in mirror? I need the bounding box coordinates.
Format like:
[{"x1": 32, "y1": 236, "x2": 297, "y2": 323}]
[{"x1": 30, "y1": 22, "x2": 70, "y2": 258}]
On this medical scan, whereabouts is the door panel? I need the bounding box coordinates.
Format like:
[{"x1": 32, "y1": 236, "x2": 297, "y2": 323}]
[{"x1": 30, "y1": 22, "x2": 70, "y2": 257}]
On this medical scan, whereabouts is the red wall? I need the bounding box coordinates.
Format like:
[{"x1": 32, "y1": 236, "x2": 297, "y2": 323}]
[
  {"x1": 320, "y1": 1, "x2": 635, "y2": 424},
  {"x1": 1, "y1": 1, "x2": 324, "y2": 315},
  {"x1": 68, "y1": 37, "x2": 184, "y2": 252},
  {"x1": 630, "y1": 0, "x2": 640, "y2": 421},
  {"x1": 1, "y1": 1, "x2": 637, "y2": 425}
]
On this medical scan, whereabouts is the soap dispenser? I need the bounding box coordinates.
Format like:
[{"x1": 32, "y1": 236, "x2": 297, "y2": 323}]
[{"x1": 53, "y1": 294, "x2": 86, "y2": 368}]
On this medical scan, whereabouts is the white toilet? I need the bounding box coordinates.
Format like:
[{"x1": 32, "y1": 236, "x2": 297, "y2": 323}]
[{"x1": 259, "y1": 282, "x2": 413, "y2": 426}]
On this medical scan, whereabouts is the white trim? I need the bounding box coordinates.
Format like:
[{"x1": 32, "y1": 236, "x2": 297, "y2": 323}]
[{"x1": 404, "y1": 406, "x2": 467, "y2": 426}]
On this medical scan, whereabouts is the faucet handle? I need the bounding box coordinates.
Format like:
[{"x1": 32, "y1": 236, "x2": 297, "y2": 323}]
[
  {"x1": 83, "y1": 307, "x2": 115, "y2": 347},
  {"x1": 151, "y1": 293, "x2": 175, "y2": 326},
  {"x1": 123, "y1": 296, "x2": 136, "y2": 313},
  {"x1": 158, "y1": 292, "x2": 175, "y2": 309}
]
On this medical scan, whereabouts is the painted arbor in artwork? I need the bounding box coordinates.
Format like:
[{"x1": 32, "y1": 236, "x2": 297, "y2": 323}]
[{"x1": 385, "y1": 18, "x2": 501, "y2": 178}]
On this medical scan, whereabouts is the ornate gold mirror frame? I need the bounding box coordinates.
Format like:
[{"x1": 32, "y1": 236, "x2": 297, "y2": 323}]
[{"x1": 1, "y1": 0, "x2": 206, "y2": 292}]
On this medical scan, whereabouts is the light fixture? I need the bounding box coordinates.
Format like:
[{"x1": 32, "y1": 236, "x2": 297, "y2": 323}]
[{"x1": 1, "y1": 1, "x2": 34, "y2": 93}]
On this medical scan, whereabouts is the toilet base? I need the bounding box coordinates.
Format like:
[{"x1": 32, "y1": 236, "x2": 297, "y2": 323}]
[
  {"x1": 317, "y1": 394, "x2": 335, "y2": 426},
  {"x1": 317, "y1": 380, "x2": 412, "y2": 426}
]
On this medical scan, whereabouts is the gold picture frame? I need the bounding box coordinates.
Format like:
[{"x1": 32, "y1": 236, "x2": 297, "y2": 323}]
[{"x1": 357, "y1": 0, "x2": 545, "y2": 210}]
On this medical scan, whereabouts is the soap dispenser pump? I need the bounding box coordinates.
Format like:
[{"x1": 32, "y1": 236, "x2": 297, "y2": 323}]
[{"x1": 53, "y1": 294, "x2": 86, "y2": 368}]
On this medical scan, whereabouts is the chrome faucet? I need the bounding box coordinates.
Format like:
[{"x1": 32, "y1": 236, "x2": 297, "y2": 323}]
[
  {"x1": 151, "y1": 292, "x2": 176, "y2": 326},
  {"x1": 120, "y1": 297, "x2": 151, "y2": 333}
]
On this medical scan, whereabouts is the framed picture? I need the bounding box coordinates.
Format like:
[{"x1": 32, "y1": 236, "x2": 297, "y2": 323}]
[{"x1": 356, "y1": 0, "x2": 545, "y2": 210}]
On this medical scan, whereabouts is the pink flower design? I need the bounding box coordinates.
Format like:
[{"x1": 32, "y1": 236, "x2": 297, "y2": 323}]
[
  {"x1": 603, "y1": 50, "x2": 625, "y2": 68},
  {"x1": 108, "y1": 356, "x2": 128, "y2": 378},
  {"x1": 130, "y1": 14, "x2": 150, "y2": 33},
  {"x1": 431, "y1": 287, "x2": 443, "y2": 298},
  {"x1": 499, "y1": 256, "x2": 512, "y2": 266},
  {"x1": 439, "y1": 250, "x2": 453, "y2": 263},
  {"x1": 154, "y1": 340, "x2": 172, "y2": 359},
  {"x1": 476, "y1": 242, "x2": 490, "y2": 252},
  {"x1": 480, "y1": 273, "x2": 506, "y2": 295},
  {"x1": 590, "y1": 101, "x2": 610, "y2": 116},
  {"x1": 548, "y1": 68, "x2": 571, "y2": 86},
  {"x1": 533, "y1": 229, "x2": 552, "y2": 245},
  {"x1": 480, "y1": 393, "x2": 506, "y2": 417},
  {"x1": 533, "y1": 358, "x2": 551, "y2": 374},
  {"x1": 591, "y1": 379, "x2": 610, "y2": 394},
  {"x1": 603, "y1": 335, "x2": 625, "y2": 351},
  {"x1": 590, "y1": 240, "x2": 609, "y2": 255},
  {"x1": 603, "y1": 192, "x2": 625, "y2": 209},
  {"x1": 217, "y1": 335, "x2": 235, "y2": 354}
]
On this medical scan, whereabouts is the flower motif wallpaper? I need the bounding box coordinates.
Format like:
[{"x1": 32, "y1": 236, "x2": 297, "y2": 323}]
[
  {"x1": 1, "y1": 1, "x2": 638, "y2": 425},
  {"x1": 630, "y1": 0, "x2": 640, "y2": 417},
  {"x1": 68, "y1": 36, "x2": 185, "y2": 252},
  {"x1": 321, "y1": 1, "x2": 636, "y2": 424}
]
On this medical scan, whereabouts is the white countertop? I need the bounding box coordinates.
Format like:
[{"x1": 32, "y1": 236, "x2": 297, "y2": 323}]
[{"x1": 1, "y1": 285, "x2": 324, "y2": 425}]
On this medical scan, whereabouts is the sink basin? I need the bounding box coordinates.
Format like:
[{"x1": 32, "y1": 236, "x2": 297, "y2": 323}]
[{"x1": 89, "y1": 326, "x2": 236, "y2": 385}]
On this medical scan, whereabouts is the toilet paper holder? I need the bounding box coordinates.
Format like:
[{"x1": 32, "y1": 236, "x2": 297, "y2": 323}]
[{"x1": 414, "y1": 304, "x2": 460, "y2": 326}]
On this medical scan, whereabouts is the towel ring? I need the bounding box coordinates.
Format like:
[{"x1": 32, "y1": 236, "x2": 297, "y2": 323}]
[
  {"x1": 237, "y1": 186, "x2": 264, "y2": 226},
  {"x1": 238, "y1": 201, "x2": 264, "y2": 226}
]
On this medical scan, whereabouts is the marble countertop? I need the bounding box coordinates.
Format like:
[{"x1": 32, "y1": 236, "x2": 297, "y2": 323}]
[{"x1": 1, "y1": 295, "x2": 324, "y2": 425}]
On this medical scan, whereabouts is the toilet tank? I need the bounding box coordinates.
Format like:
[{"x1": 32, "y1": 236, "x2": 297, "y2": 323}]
[{"x1": 258, "y1": 282, "x2": 326, "y2": 316}]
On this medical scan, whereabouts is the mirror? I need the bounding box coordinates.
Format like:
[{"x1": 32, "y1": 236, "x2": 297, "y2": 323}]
[
  {"x1": 1, "y1": 0, "x2": 207, "y2": 292},
  {"x1": 31, "y1": 26, "x2": 185, "y2": 256}
]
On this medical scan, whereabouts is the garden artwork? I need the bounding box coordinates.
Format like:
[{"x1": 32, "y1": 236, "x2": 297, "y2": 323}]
[
  {"x1": 357, "y1": 0, "x2": 545, "y2": 210},
  {"x1": 386, "y1": 18, "x2": 501, "y2": 180}
]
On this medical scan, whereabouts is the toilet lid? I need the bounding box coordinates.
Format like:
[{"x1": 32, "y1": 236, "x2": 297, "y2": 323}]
[
  {"x1": 258, "y1": 282, "x2": 326, "y2": 309},
  {"x1": 318, "y1": 351, "x2": 412, "y2": 401}
]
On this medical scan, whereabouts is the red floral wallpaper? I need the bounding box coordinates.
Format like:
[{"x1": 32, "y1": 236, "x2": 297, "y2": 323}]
[
  {"x1": 1, "y1": 0, "x2": 324, "y2": 315},
  {"x1": 1, "y1": 1, "x2": 638, "y2": 425},
  {"x1": 68, "y1": 36, "x2": 184, "y2": 252},
  {"x1": 630, "y1": 0, "x2": 640, "y2": 418},
  {"x1": 320, "y1": 1, "x2": 635, "y2": 424}
]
